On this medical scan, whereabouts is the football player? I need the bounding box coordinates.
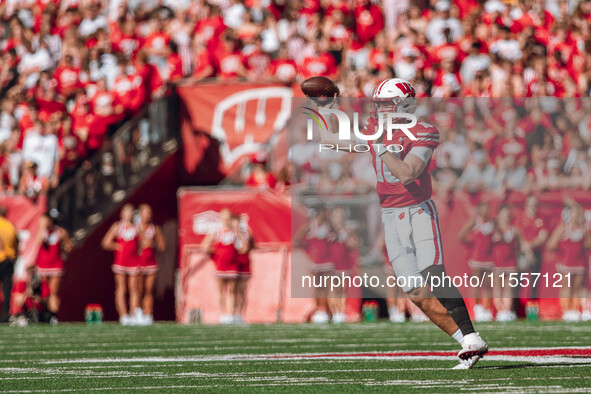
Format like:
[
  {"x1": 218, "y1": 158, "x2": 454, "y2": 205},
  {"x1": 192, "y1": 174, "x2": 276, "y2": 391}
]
[{"x1": 315, "y1": 78, "x2": 488, "y2": 369}]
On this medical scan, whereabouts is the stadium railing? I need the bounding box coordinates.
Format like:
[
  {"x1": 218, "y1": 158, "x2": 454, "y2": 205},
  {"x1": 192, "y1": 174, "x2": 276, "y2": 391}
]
[{"x1": 48, "y1": 95, "x2": 180, "y2": 243}]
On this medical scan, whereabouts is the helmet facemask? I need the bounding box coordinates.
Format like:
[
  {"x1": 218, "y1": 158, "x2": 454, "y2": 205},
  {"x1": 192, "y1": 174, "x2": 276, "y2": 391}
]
[{"x1": 371, "y1": 97, "x2": 416, "y2": 120}]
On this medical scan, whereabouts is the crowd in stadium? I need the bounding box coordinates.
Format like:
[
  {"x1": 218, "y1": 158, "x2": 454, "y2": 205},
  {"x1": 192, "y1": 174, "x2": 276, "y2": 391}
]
[
  {"x1": 0, "y1": 0, "x2": 175, "y2": 196},
  {"x1": 1, "y1": 0, "x2": 591, "y2": 194}
]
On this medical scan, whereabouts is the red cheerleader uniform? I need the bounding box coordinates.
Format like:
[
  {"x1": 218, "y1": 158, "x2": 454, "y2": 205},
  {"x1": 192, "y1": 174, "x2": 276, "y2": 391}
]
[
  {"x1": 304, "y1": 220, "x2": 334, "y2": 272},
  {"x1": 330, "y1": 229, "x2": 352, "y2": 274},
  {"x1": 235, "y1": 228, "x2": 251, "y2": 278},
  {"x1": 112, "y1": 222, "x2": 140, "y2": 275},
  {"x1": 557, "y1": 223, "x2": 586, "y2": 274},
  {"x1": 466, "y1": 217, "x2": 495, "y2": 270},
  {"x1": 492, "y1": 226, "x2": 518, "y2": 272},
  {"x1": 212, "y1": 228, "x2": 239, "y2": 277},
  {"x1": 139, "y1": 223, "x2": 158, "y2": 275},
  {"x1": 36, "y1": 228, "x2": 64, "y2": 277}
]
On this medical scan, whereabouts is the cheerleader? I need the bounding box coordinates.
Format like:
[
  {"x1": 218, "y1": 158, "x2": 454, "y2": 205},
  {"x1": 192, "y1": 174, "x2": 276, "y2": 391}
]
[
  {"x1": 294, "y1": 206, "x2": 334, "y2": 323},
  {"x1": 101, "y1": 204, "x2": 140, "y2": 325},
  {"x1": 492, "y1": 205, "x2": 519, "y2": 322},
  {"x1": 35, "y1": 211, "x2": 72, "y2": 324},
  {"x1": 459, "y1": 201, "x2": 494, "y2": 322},
  {"x1": 201, "y1": 208, "x2": 243, "y2": 324},
  {"x1": 548, "y1": 202, "x2": 590, "y2": 322},
  {"x1": 137, "y1": 204, "x2": 165, "y2": 325}
]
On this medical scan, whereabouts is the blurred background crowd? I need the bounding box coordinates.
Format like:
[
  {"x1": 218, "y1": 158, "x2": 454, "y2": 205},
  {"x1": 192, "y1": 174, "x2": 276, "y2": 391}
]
[
  {"x1": 2, "y1": 0, "x2": 591, "y2": 197},
  {"x1": 288, "y1": 97, "x2": 591, "y2": 198}
]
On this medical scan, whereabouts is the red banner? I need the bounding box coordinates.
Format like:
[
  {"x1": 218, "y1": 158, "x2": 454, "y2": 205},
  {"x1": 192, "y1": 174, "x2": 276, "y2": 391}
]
[{"x1": 176, "y1": 82, "x2": 293, "y2": 175}]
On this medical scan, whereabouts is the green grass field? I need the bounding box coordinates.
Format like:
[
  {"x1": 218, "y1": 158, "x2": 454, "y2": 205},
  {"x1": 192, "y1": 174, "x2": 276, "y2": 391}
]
[{"x1": 1, "y1": 321, "x2": 590, "y2": 392}]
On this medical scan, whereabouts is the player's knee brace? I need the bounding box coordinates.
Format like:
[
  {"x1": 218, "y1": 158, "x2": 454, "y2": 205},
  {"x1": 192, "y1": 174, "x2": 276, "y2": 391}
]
[{"x1": 421, "y1": 265, "x2": 475, "y2": 335}]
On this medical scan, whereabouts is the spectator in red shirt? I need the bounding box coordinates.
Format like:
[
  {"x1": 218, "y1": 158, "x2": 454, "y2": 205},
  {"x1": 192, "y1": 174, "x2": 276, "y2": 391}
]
[
  {"x1": 214, "y1": 35, "x2": 247, "y2": 80},
  {"x1": 164, "y1": 42, "x2": 184, "y2": 82},
  {"x1": 52, "y1": 54, "x2": 82, "y2": 98},
  {"x1": 299, "y1": 39, "x2": 338, "y2": 80},
  {"x1": 35, "y1": 82, "x2": 67, "y2": 121},
  {"x1": 269, "y1": 45, "x2": 297, "y2": 84},
  {"x1": 112, "y1": 57, "x2": 136, "y2": 116},
  {"x1": 91, "y1": 77, "x2": 124, "y2": 127},
  {"x1": 134, "y1": 50, "x2": 165, "y2": 103},
  {"x1": 244, "y1": 36, "x2": 271, "y2": 81},
  {"x1": 354, "y1": 0, "x2": 384, "y2": 45},
  {"x1": 191, "y1": 40, "x2": 215, "y2": 80},
  {"x1": 58, "y1": 115, "x2": 86, "y2": 180},
  {"x1": 194, "y1": 4, "x2": 226, "y2": 46},
  {"x1": 111, "y1": 19, "x2": 141, "y2": 59}
]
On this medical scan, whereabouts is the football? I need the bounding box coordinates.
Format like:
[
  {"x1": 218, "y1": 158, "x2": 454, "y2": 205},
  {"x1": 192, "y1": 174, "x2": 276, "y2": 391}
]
[{"x1": 301, "y1": 76, "x2": 340, "y2": 104}]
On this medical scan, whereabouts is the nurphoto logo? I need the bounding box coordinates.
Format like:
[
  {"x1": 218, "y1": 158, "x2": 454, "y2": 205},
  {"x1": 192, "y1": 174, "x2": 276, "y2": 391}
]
[{"x1": 304, "y1": 106, "x2": 418, "y2": 153}]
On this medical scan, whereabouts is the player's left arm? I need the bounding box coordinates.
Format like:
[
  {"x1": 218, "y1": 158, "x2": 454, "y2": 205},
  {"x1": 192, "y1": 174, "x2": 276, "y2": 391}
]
[{"x1": 379, "y1": 146, "x2": 432, "y2": 185}]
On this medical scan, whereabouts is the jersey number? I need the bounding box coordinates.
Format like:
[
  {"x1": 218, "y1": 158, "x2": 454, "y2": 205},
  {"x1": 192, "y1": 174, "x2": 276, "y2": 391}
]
[{"x1": 375, "y1": 151, "x2": 401, "y2": 184}]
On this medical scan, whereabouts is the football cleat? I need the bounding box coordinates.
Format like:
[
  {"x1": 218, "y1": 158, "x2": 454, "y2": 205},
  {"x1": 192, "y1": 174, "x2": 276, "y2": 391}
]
[
  {"x1": 458, "y1": 332, "x2": 488, "y2": 360},
  {"x1": 452, "y1": 354, "x2": 482, "y2": 369}
]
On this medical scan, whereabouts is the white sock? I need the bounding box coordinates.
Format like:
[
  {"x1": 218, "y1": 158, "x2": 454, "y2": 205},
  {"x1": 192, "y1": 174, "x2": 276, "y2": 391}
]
[{"x1": 452, "y1": 329, "x2": 464, "y2": 345}]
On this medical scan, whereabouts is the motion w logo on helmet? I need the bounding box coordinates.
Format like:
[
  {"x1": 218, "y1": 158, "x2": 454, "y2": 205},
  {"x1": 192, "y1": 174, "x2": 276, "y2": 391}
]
[{"x1": 395, "y1": 81, "x2": 415, "y2": 97}]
